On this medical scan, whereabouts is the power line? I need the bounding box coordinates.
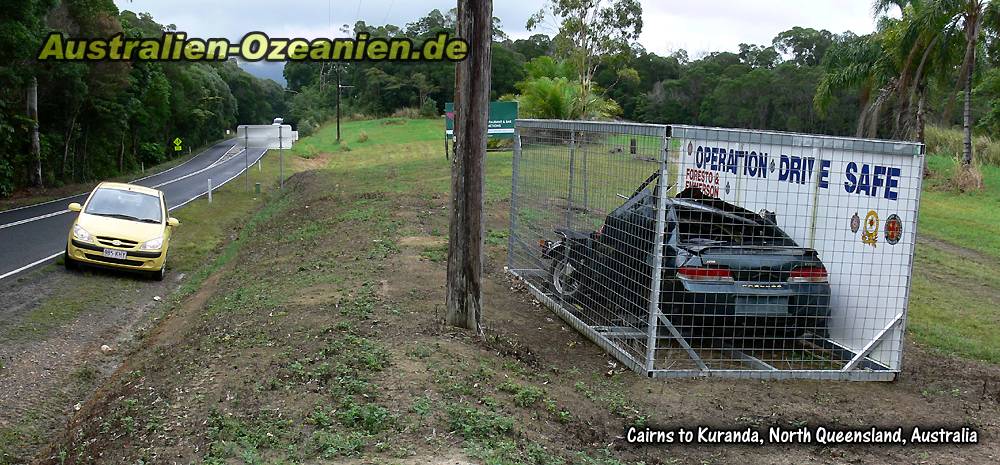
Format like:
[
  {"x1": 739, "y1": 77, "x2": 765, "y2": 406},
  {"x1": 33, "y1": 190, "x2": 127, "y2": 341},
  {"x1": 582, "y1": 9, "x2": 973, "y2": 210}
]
[{"x1": 382, "y1": 0, "x2": 395, "y2": 25}]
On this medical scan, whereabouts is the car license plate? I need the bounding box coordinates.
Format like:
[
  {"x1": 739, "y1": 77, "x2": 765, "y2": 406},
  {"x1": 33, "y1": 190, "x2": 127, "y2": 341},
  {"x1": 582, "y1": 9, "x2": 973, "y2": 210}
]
[
  {"x1": 735, "y1": 296, "x2": 788, "y2": 315},
  {"x1": 102, "y1": 248, "x2": 127, "y2": 260}
]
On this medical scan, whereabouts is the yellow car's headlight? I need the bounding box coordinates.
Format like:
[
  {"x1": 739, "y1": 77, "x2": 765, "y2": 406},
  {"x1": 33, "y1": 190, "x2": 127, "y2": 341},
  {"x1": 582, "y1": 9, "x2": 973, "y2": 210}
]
[
  {"x1": 140, "y1": 236, "x2": 163, "y2": 250},
  {"x1": 72, "y1": 224, "x2": 92, "y2": 242}
]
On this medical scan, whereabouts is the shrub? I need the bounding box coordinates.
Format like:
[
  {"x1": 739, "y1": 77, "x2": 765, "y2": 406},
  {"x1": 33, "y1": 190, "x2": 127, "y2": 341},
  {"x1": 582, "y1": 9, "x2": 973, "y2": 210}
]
[
  {"x1": 447, "y1": 406, "x2": 514, "y2": 440},
  {"x1": 420, "y1": 98, "x2": 438, "y2": 117},
  {"x1": 390, "y1": 107, "x2": 421, "y2": 119},
  {"x1": 925, "y1": 125, "x2": 1000, "y2": 166},
  {"x1": 0, "y1": 158, "x2": 13, "y2": 197},
  {"x1": 357, "y1": 131, "x2": 369, "y2": 143}
]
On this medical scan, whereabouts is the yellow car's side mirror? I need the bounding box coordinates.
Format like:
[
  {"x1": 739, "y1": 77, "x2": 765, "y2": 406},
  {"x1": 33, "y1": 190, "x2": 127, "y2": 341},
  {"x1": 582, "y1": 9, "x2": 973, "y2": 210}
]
[
  {"x1": 167, "y1": 217, "x2": 180, "y2": 227},
  {"x1": 68, "y1": 202, "x2": 82, "y2": 212}
]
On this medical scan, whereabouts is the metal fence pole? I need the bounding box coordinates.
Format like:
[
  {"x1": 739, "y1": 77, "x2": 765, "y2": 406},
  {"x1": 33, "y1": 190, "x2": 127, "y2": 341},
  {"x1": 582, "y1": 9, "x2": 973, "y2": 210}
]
[
  {"x1": 582, "y1": 136, "x2": 588, "y2": 213},
  {"x1": 643, "y1": 132, "x2": 670, "y2": 373},
  {"x1": 508, "y1": 131, "x2": 522, "y2": 268},
  {"x1": 566, "y1": 130, "x2": 575, "y2": 229}
]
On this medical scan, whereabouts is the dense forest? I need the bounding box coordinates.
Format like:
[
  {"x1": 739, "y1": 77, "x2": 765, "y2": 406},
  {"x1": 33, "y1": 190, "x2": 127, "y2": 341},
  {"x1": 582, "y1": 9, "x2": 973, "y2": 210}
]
[
  {"x1": 3, "y1": 0, "x2": 999, "y2": 197},
  {"x1": 286, "y1": 0, "x2": 1000, "y2": 174},
  {"x1": 0, "y1": 0, "x2": 286, "y2": 196}
]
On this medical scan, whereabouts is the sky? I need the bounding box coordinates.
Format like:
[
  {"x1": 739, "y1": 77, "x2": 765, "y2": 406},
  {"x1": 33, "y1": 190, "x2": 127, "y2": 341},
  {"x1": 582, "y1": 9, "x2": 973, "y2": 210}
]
[{"x1": 112, "y1": 0, "x2": 882, "y2": 83}]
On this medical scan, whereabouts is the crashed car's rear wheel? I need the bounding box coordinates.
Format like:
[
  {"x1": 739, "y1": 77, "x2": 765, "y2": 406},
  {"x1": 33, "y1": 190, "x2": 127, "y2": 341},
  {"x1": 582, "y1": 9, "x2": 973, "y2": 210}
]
[{"x1": 550, "y1": 257, "x2": 581, "y2": 301}]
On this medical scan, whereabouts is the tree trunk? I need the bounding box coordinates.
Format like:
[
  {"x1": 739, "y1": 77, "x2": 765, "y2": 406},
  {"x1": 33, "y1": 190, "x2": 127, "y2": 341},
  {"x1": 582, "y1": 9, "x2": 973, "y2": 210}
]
[
  {"x1": 960, "y1": 7, "x2": 981, "y2": 166},
  {"x1": 917, "y1": 85, "x2": 930, "y2": 177},
  {"x1": 961, "y1": 46, "x2": 975, "y2": 165},
  {"x1": 62, "y1": 110, "x2": 77, "y2": 179},
  {"x1": 446, "y1": 0, "x2": 492, "y2": 334},
  {"x1": 119, "y1": 131, "x2": 126, "y2": 173},
  {"x1": 28, "y1": 76, "x2": 42, "y2": 187}
]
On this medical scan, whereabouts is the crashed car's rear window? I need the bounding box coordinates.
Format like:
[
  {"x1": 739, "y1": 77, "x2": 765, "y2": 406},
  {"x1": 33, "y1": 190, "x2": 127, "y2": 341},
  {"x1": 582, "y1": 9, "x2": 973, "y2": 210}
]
[{"x1": 675, "y1": 209, "x2": 795, "y2": 246}]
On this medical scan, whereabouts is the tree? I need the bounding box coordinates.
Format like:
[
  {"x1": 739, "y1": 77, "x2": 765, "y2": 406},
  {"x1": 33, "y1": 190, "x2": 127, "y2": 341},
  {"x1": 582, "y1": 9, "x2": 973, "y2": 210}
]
[
  {"x1": 739, "y1": 43, "x2": 781, "y2": 69},
  {"x1": 773, "y1": 27, "x2": 835, "y2": 66},
  {"x1": 512, "y1": 34, "x2": 553, "y2": 60},
  {"x1": 527, "y1": 0, "x2": 642, "y2": 106},
  {"x1": 814, "y1": 31, "x2": 901, "y2": 138}
]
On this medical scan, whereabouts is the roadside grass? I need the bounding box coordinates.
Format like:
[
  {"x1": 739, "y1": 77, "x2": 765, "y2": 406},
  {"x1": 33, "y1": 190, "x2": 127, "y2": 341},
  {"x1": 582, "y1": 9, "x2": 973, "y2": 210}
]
[
  {"x1": 906, "y1": 154, "x2": 999, "y2": 362},
  {"x1": 291, "y1": 117, "x2": 442, "y2": 160},
  {"x1": 909, "y1": 246, "x2": 1000, "y2": 362},
  {"x1": 918, "y1": 155, "x2": 1000, "y2": 259}
]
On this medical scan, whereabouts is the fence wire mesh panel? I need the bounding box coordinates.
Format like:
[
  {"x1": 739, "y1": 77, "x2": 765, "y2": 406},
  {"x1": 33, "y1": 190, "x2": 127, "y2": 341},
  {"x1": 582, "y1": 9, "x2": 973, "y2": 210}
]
[{"x1": 509, "y1": 120, "x2": 924, "y2": 381}]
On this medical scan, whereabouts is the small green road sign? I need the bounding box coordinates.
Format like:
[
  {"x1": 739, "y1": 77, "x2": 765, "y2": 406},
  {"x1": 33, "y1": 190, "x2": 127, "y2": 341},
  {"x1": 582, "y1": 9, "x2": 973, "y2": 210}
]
[
  {"x1": 444, "y1": 101, "x2": 517, "y2": 140},
  {"x1": 173, "y1": 137, "x2": 183, "y2": 151}
]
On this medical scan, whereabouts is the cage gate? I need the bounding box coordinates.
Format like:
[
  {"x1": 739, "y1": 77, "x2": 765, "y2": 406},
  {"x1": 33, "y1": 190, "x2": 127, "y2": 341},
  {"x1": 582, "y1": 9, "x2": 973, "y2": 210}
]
[{"x1": 507, "y1": 119, "x2": 924, "y2": 381}]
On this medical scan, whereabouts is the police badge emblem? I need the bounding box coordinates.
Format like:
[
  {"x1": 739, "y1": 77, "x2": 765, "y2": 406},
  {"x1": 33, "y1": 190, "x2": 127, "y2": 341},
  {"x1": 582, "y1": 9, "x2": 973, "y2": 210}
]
[
  {"x1": 885, "y1": 214, "x2": 902, "y2": 245},
  {"x1": 850, "y1": 212, "x2": 860, "y2": 234},
  {"x1": 861, "y1": 210, "x2": 879, "y2": 247}
]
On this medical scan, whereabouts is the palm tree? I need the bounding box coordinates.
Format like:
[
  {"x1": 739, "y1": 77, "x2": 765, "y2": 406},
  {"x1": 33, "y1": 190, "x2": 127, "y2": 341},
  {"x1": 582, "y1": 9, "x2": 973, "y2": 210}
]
[
  {"x1": 516, "y1": 76, "x2": 621, "y2": 120},
  {"x1": 814, "y1": 28, "x2": 900, "y2": 138},
  {"x1": 892, "y1": 0, "x2": 998, "y2": 164}
]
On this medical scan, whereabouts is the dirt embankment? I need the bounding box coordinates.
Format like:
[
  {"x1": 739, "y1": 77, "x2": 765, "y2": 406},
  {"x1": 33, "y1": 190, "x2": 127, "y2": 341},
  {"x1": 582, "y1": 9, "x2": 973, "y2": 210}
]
[
  {"x1": 32, "y1": 168, "x2": 1000, "y2": 465},
  {"x1": 0, "y1": 264, "x2": 186, "y2": 463}
]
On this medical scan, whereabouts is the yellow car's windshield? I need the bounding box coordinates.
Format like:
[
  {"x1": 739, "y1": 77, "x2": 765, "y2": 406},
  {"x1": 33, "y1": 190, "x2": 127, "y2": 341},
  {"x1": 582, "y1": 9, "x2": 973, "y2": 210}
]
[{"x1": 85, "y1": 188, "x2": 162, "y2": 224}]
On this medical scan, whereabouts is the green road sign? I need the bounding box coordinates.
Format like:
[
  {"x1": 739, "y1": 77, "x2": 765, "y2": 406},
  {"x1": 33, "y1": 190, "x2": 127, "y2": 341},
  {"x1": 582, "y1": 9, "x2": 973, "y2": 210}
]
[
  {"x1": 444, "y1": 101, "x2": 517, "y2": 140},
  {"x1": 173, "y1": 137, "x2": 183, "y2": 151}
]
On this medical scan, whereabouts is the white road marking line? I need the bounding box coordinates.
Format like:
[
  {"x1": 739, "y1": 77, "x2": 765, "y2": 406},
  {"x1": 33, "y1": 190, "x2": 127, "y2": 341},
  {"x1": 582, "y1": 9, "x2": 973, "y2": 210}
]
[
  {"x1": 0, "y1": 144, "x2": 240, "y2": 229},
  {"x1": 0, "y1": 210, "x2": 68, "y2": 230},
  {"x1": 0, "y1": 251, "x2": 63, "y2": 281},
  {"x1": 150, "y1": 147, "x2": 239, "y2": 189},
  {"x1": 0, "y1": 149, "x2": 269, "y2": 282}
]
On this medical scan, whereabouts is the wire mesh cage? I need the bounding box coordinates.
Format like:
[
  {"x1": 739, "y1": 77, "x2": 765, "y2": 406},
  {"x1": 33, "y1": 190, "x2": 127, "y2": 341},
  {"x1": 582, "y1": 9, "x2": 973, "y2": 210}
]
[{"x1": 507, "y1": 120, "x2": 924, "y2": 381}]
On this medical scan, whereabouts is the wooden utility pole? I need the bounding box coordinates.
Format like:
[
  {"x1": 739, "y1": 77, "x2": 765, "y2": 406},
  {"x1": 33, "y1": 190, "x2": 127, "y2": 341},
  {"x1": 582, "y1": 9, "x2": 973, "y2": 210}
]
[{"x1": 446, "y1": 0, "x2": 492, "y2": 333}]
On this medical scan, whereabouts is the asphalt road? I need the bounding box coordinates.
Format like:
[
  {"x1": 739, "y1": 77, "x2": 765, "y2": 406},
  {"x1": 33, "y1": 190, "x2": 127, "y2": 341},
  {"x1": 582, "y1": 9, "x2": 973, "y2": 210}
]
[{"x1": 0, "y1": 140, "x2": 268, "y2": 280}]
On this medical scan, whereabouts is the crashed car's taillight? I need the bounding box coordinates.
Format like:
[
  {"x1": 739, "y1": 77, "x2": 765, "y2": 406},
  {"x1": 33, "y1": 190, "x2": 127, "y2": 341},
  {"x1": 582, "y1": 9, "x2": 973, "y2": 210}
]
[
  {"x1": 677, "y1": 266, "x2": 733, "y2": 282},
  {"x1": 788, "y1": 266, "x2": 828, "y2": 283}
]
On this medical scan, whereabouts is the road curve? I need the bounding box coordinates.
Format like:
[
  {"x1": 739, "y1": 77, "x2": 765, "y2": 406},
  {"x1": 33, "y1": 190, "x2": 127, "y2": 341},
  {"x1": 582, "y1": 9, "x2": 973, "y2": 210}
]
[{"x1": 0, "y1": 142, "x2": 268, "y2": 281}]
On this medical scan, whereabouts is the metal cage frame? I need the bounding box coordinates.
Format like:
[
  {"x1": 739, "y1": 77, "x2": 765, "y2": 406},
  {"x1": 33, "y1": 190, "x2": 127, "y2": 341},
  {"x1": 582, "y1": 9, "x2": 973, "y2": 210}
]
[{"x1": 507, "y1": 119, "x2": 924, "y2": 381}]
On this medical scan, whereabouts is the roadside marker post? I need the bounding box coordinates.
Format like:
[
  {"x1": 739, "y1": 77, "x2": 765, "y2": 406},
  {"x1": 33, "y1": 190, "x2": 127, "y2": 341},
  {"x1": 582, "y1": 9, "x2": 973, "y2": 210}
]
[
  {"x1": 207, "y1": 178, "x2": 213, "y2": 203},
  {"x1": 245, "y1": 130, "x2": 250, "y2": 192}
]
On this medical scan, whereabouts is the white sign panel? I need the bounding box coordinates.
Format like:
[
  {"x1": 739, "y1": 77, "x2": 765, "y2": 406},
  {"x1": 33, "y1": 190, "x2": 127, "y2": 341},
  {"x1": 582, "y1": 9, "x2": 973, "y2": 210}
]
[
  {"x1": 671, "y1": 126, "x2": 923, "y2": 369},
  {"x1": 236, "y1": 124, "x2": 298, "y2": 150}
]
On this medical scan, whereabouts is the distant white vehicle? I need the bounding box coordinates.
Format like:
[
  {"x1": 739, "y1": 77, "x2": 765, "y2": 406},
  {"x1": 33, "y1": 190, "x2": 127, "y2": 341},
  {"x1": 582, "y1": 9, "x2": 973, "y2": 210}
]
[{"x1": 272, "y1": 117, "x2": 283, "y2": 125}]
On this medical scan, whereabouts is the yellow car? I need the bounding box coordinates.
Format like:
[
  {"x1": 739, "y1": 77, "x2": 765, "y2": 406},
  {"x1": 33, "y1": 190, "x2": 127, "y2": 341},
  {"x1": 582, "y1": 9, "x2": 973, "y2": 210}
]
[{"x1": 65, "y1": 182, "x2": 179, "y2": 280}]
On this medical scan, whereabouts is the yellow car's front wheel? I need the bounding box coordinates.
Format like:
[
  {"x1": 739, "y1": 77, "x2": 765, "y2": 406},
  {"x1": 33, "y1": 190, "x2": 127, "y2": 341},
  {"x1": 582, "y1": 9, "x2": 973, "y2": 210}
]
[
  {"x1": 149, "y1": 253, "x2": 166, "y2": 281},
  {"x1": 64, "y1": 246, "x2": 79, "y2": 271}
]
